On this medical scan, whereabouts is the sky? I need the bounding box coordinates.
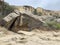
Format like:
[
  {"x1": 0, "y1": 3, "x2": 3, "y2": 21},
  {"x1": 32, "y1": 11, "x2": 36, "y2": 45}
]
[{"x1": 5, "y1": 0, "x2": 60, "y2": 11}]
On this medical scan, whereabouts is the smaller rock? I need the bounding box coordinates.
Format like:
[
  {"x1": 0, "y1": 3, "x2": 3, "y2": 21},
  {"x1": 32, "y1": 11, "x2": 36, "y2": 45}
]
[{"x1": 18, "y1": 31, "x2": 35, "y2": 36}]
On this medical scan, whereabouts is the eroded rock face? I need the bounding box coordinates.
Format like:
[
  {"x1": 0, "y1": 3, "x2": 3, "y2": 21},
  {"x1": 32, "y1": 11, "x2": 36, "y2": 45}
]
[
  {"x1": 16, "y1": 6, "x2": 35, "y2": 14},
  {"x1": 36, "y1": 7, "x2": 60, "y2": 16},
  {"x1": 1, "y1": 5, "x2": 60, "y2": 32},
  {"x1": 22, "y1": 15, "x2": 42, "y2": 30}
]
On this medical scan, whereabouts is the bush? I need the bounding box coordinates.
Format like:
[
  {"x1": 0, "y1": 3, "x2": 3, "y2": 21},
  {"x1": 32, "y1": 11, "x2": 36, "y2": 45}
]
[
  {"x1": 46, "y1": 21, "x2": 60, "y2": 29},
  {"x1": 34, "y1": 9, "x2": 37, "y2": 15},
  {"x1": 0, "y1": 2, "x2": 15, "y2": 15},
  {"x1": 38, "y1": 12, "x2": 42, "y2": 16},
  {"x1": 0, "y1": 2, "x2": 15, "y2": 21},
  {"x1": 4, "y1": 2, "x2": 15, "y2": 15}
]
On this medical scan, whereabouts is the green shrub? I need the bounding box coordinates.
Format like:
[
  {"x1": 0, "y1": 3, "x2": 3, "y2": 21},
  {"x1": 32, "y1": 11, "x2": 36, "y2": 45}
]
[{"x1": 46, "y1": 21, "x2": 60, "y2": 29}]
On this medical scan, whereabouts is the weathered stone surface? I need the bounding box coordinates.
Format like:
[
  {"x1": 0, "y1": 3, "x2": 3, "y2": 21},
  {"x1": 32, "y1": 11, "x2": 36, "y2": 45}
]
[
  {"x1": 2, "y1": 10, "x2": 46, "y2": 31},
  {"x1": 3, "y1": 12, "x2": 19, "y2": 22}
]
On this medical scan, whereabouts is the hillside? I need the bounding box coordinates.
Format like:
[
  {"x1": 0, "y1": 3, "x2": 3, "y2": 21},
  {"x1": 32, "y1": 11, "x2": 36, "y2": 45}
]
[
  {"x1": 15, "y1": 6, "x2": 60, "y2": 16},
  {"x1": 0, "y1": 5, "x2": 60, "y2": 45},
  {"x1": 0, "y1": 5, "x2": 60, "y2": 31},
  {"x1": 0, "y1": 4, "x2": 60, "y2": 19}
]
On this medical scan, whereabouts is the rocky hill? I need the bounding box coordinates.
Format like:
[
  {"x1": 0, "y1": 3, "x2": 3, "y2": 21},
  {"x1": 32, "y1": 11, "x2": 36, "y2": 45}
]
[
  {"x1": 15, "y1": 6, "x2": 60, "y2": 16},
  {"x1": 1, "y1": 5, "x2": 60, "y2": 31},
  {"x1": 0, "y1": 5, "x2": 60, "y2": 45},
  {"x1": 0, "y1": 4, "x2": 60, "y2": 18}
]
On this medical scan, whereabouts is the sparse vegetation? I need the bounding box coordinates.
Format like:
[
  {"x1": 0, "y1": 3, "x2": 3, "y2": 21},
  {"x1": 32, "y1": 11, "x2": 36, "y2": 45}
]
[
  {"x1": 46, "y1": 21, "x2": 60, "y2": 29},
  {"x1": 34, "y1": 9, "x2": 42, "y2": 16},
  {"x1": 3, "y1": 2, "x2": 15, "y2": 15},
  {"x1": 34, "y1": 9, "x2": 37, "y2": 15},
  {"x1": 38, "y1": 12, "x2": 42, "y2": 16},
  {"x1": 0, "y1": 2, "x2": 15, "y2": 20}
]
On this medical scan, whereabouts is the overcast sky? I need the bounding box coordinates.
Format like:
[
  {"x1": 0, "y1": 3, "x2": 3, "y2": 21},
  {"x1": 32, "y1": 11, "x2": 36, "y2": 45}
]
[{"x1": 5, "y1": 0, "x2": 60, "y2": 11}]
